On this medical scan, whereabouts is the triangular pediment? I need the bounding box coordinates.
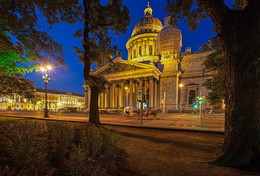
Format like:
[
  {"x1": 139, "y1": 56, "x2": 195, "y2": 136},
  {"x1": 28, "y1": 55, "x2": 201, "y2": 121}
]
[
  {"x1": 104, "y1": 62, "x2": 145, "y2": 74},
  {"x1": 94, "y1": 58, "x2": 156, "y2": 75},
  {"x1": 186, "y1": 82, "x2": 199, "y2": 86}
]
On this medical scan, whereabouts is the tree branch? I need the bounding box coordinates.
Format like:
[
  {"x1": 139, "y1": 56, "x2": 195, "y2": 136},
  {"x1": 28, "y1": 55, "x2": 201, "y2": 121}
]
[
  {"x1": 196, "y1": 0, "x2": 229, "y2": 32},
  {"x1": 90, "y1": 23, "x2": 114, "y2": 31},
  {"x1": 0, "y1": 27, "x2": 30, "y2": 33},
  {"x1": 94, "y1": 32, "x2": 109, "y2": 46}
]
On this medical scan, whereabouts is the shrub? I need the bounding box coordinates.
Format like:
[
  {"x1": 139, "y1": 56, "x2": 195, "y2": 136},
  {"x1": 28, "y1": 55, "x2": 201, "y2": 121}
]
[{"x1": 0, "y1": 120, "x2": 126, "y2": 176}]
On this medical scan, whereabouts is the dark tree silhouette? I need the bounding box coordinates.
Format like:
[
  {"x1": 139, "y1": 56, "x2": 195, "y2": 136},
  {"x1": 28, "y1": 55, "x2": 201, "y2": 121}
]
[
  {"x1": 166, "y1": 0, "x2": 260, "y2": 171},
  {"x1": 76, "y1": 0, "x2": 130, "y2": 125}
]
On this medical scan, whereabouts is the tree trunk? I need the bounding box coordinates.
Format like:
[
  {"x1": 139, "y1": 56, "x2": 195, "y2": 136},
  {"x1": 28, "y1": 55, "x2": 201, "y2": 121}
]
[
  {"x1": 83, "y1": 0, "x2": 101, "y2": 126},
  {"x1": 89, "y1": 85, "x2": 101, "y2": 125},
  {"x1": 214, "y1": 5, "x2": 260, "y2": 171}
]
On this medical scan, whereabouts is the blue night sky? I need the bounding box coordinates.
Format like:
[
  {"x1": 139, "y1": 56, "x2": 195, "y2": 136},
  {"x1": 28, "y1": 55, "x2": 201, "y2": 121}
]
[{"x1": 23, "y1": 0, "x2": 215, "y2": 94}]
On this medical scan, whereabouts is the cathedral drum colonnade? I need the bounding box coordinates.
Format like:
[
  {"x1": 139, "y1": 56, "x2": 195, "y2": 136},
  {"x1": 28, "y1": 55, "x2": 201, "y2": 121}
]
[{"x1": 84, "y1": 3, "x2": 214, "y2": 112}]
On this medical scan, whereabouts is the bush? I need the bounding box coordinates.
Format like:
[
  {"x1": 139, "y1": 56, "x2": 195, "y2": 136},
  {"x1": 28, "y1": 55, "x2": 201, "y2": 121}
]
[{"x1": 0, "y1": 120, "x2": 126, "y2": 176}]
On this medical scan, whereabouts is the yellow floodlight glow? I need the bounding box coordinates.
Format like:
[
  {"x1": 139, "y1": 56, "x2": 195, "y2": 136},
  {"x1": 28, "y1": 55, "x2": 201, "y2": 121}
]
[{"x1": 179, "y1": 83, "x2": 183, "y2": 88}]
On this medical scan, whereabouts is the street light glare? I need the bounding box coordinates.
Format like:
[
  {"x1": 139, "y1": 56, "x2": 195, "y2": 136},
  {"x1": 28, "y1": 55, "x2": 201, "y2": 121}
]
[
  {"x1": 179, "y1": 83, "x2": 183, "y2": 88},
  {"x1": 46, "y1": 65, "x2": 52, "y2": 70},
  {"x1": 40, "y1": 67, "x2": 46, "y2": 72}
]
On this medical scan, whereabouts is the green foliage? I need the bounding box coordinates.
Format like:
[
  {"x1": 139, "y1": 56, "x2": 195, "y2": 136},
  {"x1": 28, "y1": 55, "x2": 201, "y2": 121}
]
[
  {"x1": 0, "y1": 0, "x2": 81, "y2": 100},
  {"x1": 0, "y1": 0, "x2": 81, "y2": 65},
  {"x1": 0, "y1": 120, "x2": 126, "y2": 176},
  {"x1": 202, "y1": 37, "x2": 225, "y2": 105},
  {"x1": 0, "y1": 50, "x2": 37, "y2": 99},
  {"x1": 0, "y1": 50, "x2": 37, "y2": 75}
]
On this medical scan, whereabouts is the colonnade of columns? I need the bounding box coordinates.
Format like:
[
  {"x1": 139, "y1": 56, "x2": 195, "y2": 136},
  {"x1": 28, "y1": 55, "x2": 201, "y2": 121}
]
[
  {"x1": 128, "y1": 38, "x2": 157, "y2": 60},
  {"x1": 84, "y1": 77, "x2": 160, "y2": 110}
]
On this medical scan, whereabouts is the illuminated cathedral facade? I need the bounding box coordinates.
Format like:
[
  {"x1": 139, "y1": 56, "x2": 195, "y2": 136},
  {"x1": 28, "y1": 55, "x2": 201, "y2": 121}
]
[{"x1": 84, "y1": 4, "x2": 213, "y2": 112}]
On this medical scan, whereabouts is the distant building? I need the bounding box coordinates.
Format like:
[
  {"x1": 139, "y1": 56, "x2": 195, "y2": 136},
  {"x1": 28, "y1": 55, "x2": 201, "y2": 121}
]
[
  {"x1": 0, "y1": 88, "x2": 85, "y2": 111},
  {"x1": 84, "y1": 3, "x2": 214, "y2": 112}
]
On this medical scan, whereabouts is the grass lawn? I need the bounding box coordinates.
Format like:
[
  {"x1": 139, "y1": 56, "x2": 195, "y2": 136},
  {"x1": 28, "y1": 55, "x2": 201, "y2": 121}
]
[{"x1": 0, "y1": 116, "x2": 258, "y2": 176}]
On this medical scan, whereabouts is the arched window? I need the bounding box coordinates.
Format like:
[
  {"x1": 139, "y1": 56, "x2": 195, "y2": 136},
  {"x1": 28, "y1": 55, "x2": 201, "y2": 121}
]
[{"x1": 188, "y1": 90, "x2": 196, "y2": 104}]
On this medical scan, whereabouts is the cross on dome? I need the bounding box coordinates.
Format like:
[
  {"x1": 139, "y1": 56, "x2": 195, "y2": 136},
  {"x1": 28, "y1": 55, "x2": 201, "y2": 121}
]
[{"x1": 144, "y1": 2, "x2": 152, "y2": 16}]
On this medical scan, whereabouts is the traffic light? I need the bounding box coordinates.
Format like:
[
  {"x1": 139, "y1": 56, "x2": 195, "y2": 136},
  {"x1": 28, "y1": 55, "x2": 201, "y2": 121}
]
[
  {"x1": 198, "y1": 97, "x2": 203, "y2": 104},
  {"x1": 196, "y1": 96, "x2": 203, "y2": 104},
  {"x1": 193, "y1": 104, "x2": 198, "y2": 109}
]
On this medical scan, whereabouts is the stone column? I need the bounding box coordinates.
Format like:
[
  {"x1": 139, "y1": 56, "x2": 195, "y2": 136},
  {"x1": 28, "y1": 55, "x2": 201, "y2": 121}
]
[
  {"x1": 99, "y1": 93, "x2": 101, "y2": 108},
  {"x1": 129, "y1": 79, "x2": 133, "y2": 106},
  {"x1": 102, "y1": 93, "x2": 105, "y2": 108},
  {"x1": 112, "y1": 83, "x2": 116, "y2": 108},
  {"x1": 120, "y1": 81, "x2": 124, "y2": 108},
  {"x1": 149, "y1": 77, "x2": 154, "y2": 109},
  {"x1": 138, "y1": 78, "x2": 143, "y2": 109},
  {"x1": 134, "y1": 42, "x2": 136, "y2": 57},
  {"x1": 102, "y1": 92, "x2": 106, "y2": 109},
  {"x1": 104, "y1": 85, "x2": 108, "y2": 108},
  {"x1": 134, "y1": 80, "x2": 138, "y2": 108},
  {"x1": 115, "y1": 84, "x2": 119, "y2": 108},
  {"x1": 157, "y1": 80, "x2": 161, "y2": 108},
  {"x1": 143, "y1": 40, "x2": 146, "y2": 56},
  {"x1": 152, "y1": 39, "x2": 155, "y2": 55},
  {"x1": 128, "y1": 48, "x2": 131, "y2": 60},
  {"x1": 109, "y1": 84, "x2": 113, "y2": 108},
  {"x1": 98, "y1": 93, "x2": 100, "y2": 108},
  {"x1": 143, "y1": 40, "x2": 145, "y2": 56},
  {"x1": 154, "y1": 80, "x2": 158, "y2": 108},
  {"x1": 132, "y1": 45, "x2": 135, "y2": 58},
  {"x1": 129, "y1": 48, "x2": 132, "y2": 60},
  {"x1": 146, "y1": 39, "x2": 149, "y2": 55},
  {"x1": 138, "y1": 78, "x2": 143, "y2": 91}
]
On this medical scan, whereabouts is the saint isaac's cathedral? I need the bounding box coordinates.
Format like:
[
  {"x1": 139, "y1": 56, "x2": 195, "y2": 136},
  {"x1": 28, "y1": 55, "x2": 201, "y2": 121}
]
[{"x1": 84, "y1": 3, "x2": 213, "y2": 112}]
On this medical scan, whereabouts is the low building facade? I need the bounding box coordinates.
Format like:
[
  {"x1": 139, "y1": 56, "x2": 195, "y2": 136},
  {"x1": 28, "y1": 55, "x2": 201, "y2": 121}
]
[{"x1": 0, "y1": 89, "x2": 85, "y2": 112}]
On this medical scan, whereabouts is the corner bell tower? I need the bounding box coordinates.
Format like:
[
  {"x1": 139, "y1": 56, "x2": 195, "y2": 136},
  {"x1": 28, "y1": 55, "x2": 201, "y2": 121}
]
[{"x1": 156, "y1": 16, "x2": 182, "y2": 111}]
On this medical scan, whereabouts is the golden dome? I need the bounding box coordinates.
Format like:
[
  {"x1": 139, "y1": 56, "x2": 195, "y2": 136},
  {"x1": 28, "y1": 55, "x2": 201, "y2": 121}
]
[{"x1": 131, "y1": 3, "x2": 163, "y2": 37}]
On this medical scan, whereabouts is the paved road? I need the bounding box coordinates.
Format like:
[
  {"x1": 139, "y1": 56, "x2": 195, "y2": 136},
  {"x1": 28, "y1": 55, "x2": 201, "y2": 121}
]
[{"x1": 0, "y1": 110, "x2": 224, "y2": 133}]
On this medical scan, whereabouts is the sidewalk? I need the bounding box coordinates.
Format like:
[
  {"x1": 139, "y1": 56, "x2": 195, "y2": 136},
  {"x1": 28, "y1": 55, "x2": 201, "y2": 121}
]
[{"x1": 0, "y1": 110, "x2": 224, "y2": 134}]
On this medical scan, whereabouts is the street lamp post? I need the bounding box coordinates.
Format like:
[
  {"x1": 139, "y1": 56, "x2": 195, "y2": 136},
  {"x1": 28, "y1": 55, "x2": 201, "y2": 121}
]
[{"x1": 40, "y1": 65, "x2": 52, "y2": 118}]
